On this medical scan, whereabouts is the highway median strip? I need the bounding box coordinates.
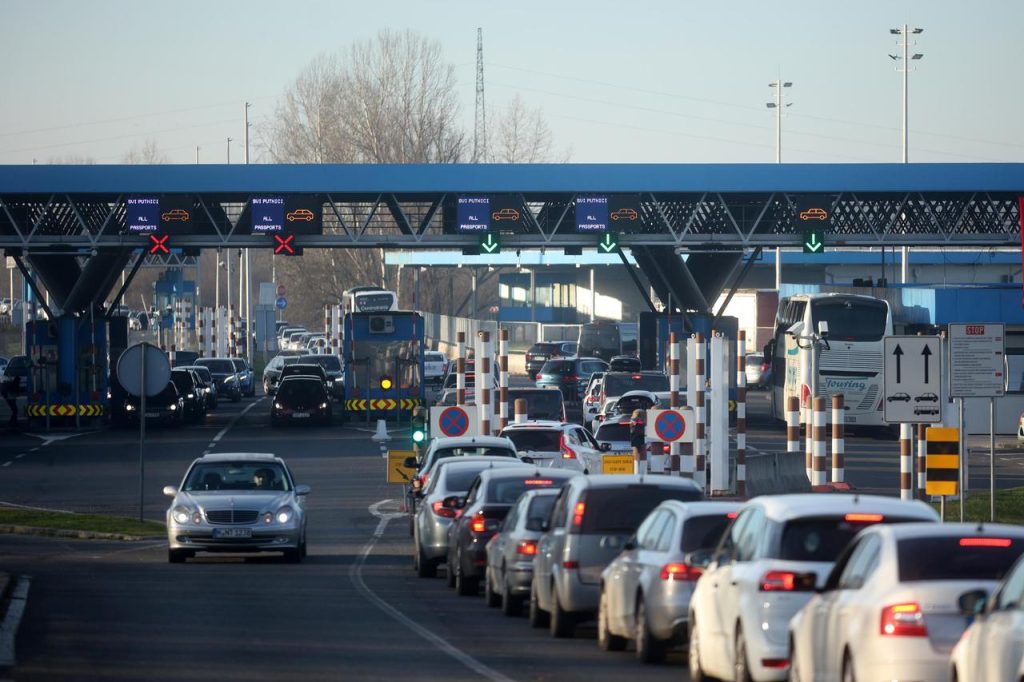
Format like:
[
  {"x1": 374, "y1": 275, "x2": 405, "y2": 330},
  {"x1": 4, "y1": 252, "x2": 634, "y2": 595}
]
[{"x1": 0, "y1": 507, "x2": 164, "y2": 540}]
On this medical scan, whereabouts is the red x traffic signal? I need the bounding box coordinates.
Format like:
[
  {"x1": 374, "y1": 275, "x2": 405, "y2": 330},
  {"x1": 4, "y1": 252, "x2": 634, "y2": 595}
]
[
  {"x1": 273, "y1": 233, "x2": 302, "y2": 255},
  {"x1": 148, "y1": 234, "x2": 170, "y2": 254}
]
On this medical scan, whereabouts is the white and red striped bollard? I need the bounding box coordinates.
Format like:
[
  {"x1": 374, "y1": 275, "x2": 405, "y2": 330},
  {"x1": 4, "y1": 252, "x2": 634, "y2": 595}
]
[
  {"x1": 900, "y1": 423, "x2": 913, "y2": 501},
  {"x1": 736, "y1": 331, "x2": 746, "y2": 496},
  {"x1": 812, "y1": 396, "x2": 827, "y2": 487},
  {"x1": 832, "y1": 394, "x2": 845, "y2": 484}
]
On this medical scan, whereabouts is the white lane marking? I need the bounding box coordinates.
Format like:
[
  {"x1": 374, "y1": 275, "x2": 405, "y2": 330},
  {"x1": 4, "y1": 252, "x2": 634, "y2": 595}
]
[
  {"x1": 0, "y1": 463, "x2": 10, "y2": 468},
  {"x1": 28, "y1": 448, "x2": 39, "y2": 453},
  {"x1": 14, "y1": 454, "x2": 25, "y2": 459},
  {"x1": 210, "y1": 398, "x2": 265, "y2": 445},
  {"x1": 350, "y1": 499, "x2": 516, "y2": 682}
]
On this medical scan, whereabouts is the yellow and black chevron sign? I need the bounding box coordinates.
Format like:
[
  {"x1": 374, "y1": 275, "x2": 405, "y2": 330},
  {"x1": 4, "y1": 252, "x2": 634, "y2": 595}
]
[
  {"x1": 78, "y1": 404, "x2": 104, "y2": 417},
  {"x1": 345, "y1": 399, "x2": 367, "y2": 411},
  {"x1": 345, "y1": 398, "x2": 422, "y2": 411},
  {"x1": 926, "y1": 427, "x2": 959, "y2": 497},
  {"x1": 26, "y1": 404, "x2": 105, "y2": 418}
]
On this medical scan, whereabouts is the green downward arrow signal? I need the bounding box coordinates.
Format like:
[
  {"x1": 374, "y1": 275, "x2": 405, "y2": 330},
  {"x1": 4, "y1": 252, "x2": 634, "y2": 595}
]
[
  {"x1": 599, "y1": 233, "x2": 618, "y2": 253},
  {"x1": 481, "y1": 233, "x2": 500, "y2": 253},
  {"x1": 804, "y1": 232, "x2": 823, "y2": 253}
]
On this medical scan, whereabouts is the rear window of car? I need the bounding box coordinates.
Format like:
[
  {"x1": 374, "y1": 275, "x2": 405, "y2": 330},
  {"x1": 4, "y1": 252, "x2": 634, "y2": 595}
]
[
  {"x1": 302, "y1": 355, "x2": 342, "y2": 372},
  {"x1": 443, "y1": 466, "x2": 493, "y2": 491},
  {"x1": 506, "y1": 390, "x2": 563, "y2": 420},
  {"x1": 425, "y1": 352, "x2": 445, "y2": 362},
  {"x1": 604, "y1": 373, "x2": 669, "y2": 395},
  {"x1": 580, "y1": 486, "x2": 702, "y2": 534},
  {"x1": 777, "y1": 516, "x2": 921, "y2": 562},
  {"x1": 277, "y1": 379, "x2": 323, "y2": 401},
  {"x1": 541, "y1": 360, "x2": 575, "y2": 374},
  {"x1": 746, "y1": 354, "x2": 764, "y2": 367},
  {"x1": 526, "y1": 494, "x2": 558, "y2": 531},
  {"x1": 486, "y1": 476, "x2": 567, "y2": 504},
  {"x1": 527, "y1": 343, "x2": 559, "y2": 356},
  {"x1": 503, "y1": 429, "x2": 561, "y2": 453},
  {"x1": 196, "y1": 359, "x2": 235, "y2": 373},
  {"x1": 681, "y1": 514, "x2": 735, "y2": 553},
  {"x1": 595, "y1": 422, "x2": 630, "y2": 442},
  {"x1": 898, "y1": 536, "x2": 1023, "y2": 582},
  {"x1": 433, "y1": 446, "x2": 517, "y2": 461}
]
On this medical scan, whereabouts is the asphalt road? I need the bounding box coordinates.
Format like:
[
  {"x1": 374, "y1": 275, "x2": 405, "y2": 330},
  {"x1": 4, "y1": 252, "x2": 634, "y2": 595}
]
[{"x1": 1, "y1": 389, "x2": 1023, "y2": 680}]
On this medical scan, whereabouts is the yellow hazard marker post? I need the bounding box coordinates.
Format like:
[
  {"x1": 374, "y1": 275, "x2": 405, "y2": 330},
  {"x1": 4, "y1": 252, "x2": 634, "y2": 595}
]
[{"x1": 925, "y1": 427, "x2": 959, "y2": 521}]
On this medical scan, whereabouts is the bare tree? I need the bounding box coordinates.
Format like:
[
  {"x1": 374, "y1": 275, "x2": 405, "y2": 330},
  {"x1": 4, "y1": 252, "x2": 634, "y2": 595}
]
[
  {"x1": 120, "y1": 139, "x2": 169, "y2": 164},
  {"x1": 491, "y1": 94, "x2": 569, "y2": 163},
  {"x1": 46, "y1": 154, "x2": 96, "y2": 164}
]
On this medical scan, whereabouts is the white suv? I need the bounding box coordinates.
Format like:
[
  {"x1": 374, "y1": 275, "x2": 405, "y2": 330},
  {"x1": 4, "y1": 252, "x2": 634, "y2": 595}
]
[
  {"x1": 687, "y1": 494, "x2": 939, "y2": 682},
  {"x1": 499, "y1": 421, "x2": 603, "y2": 473}
]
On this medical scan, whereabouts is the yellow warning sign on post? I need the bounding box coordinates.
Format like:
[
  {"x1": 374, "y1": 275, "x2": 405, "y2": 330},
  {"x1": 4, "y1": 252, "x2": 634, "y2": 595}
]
[
  {"x1": 925, "y1": 427, "x2": 959, "y2": 497},
  {"x1": 387, "y1": 449, "x2": 417, "y2": 484},
  {"x1": 602, "y1": 454, "x2": 635, "y2": 475}
]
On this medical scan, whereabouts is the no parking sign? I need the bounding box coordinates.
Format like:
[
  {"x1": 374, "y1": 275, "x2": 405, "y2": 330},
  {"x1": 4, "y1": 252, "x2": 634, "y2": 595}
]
[
  {"x1": 430, "y1": 405, "x2": 479, "y2": 439},
  {"x1": 645, "y1": 408, "x2": 694, "y2": 443}
]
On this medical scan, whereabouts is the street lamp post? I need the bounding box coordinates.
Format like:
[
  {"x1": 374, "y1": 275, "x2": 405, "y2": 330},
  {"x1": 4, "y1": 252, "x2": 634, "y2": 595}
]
[
  {"x1": 890, "y1": 25, "x2": 923, "y2": 283},
  {"x1": 767, "y1": 80, "x2": 792, "y2": 290}
]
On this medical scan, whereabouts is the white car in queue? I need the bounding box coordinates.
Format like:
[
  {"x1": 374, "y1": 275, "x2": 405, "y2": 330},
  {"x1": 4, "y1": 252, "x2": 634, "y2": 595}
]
[
  {"x1": 790, "y1": 522, "x2": 1024, "y2": 682},
  {"x1": 950, "y1": 548, "x2": 1024, "y2": 682},
  {"x1": 163, "y1": 453, "x2": 310, "y2": 563},
  {"x1": 499, "y1": 420, "x2": 603, "y2": 473},
  {"x1": 687, "y1": 493, "x2": 939, "y2": 682}
]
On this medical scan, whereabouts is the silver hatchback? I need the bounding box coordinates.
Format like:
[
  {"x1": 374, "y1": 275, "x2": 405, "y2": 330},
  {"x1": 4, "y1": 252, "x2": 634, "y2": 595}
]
[
  {"x1": 530, "y1": 474, "x2": 703, "y2": 639},
  {"x1": 412, "y1": 456, "x2": 530, "y2": 578},
  {"x1": 163, "y1": 452, "x2": 310, "y2": 563}
]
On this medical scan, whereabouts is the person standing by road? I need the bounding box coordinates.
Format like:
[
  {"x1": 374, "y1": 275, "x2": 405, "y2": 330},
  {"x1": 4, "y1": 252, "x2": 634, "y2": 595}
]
[
  {"x1": 3, "y1": 373, "x2": 21, "y2": 429},
  {"x1": 630, "y1": 408, "x2": 646, "y2": 473}
]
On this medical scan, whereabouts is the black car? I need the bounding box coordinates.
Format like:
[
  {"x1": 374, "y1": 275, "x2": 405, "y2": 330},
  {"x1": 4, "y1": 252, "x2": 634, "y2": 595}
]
[
  {"x1": 525, "y1": 342, "x2": 577, "y2": 376},
  {"x1": 263, "y1": 354, "x2": 304, "y2": 395},
  {"x1": 505, "y1": 387, "x2": 566, "y2": 422},
  {"x1": 608, "y1": 355, "x2": 642, "y2": 372},
  {"x1": 445, "y1": 468, "x2": 577, "y2": 595},
  {"x1": 170, "y1": 369, "x2": 206, "y2": 423},
  {"x1": 271, "y1": 376, "x2": 332, "y2": 426},
  {"x1": 181, "y1": 365, "x2": 218, "y2": 409},
  {"x1": 279, "y1": 363, "x2": 329, "y2": 389},
  {"x1": 297, "y1": 354, "x2": 344, "y2": 400},
  {"x1": 171, "y1": 350, "x2": 200, "y2": 368},
  {"x1": 193, "y1": 358, "x2": 241, "y2": 402},
  {"x1": 230, "y1": 357, "x2": 256, "y2": 398},
  {"x1": 124, "y1": 381, "x2": 185, "y2": 426}
]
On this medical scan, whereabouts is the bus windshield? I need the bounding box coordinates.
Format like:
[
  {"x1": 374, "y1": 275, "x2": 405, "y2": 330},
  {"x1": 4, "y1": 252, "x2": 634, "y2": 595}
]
[{"x1": 810, "y1": 298, "x2": 889, "y2": 342}]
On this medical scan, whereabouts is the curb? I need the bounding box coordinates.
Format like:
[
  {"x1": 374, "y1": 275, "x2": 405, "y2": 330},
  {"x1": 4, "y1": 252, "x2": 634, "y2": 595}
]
[
  {"x1": 0, "y1": 525, "x2": 163, "y2": 542},
  {"x1": 0, "y1": 575, "x2": 29, "y2": 669}
]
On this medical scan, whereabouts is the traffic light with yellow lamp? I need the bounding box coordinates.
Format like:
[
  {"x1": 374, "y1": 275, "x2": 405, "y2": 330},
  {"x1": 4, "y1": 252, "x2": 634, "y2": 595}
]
[{"x1": 379, "y1": 375, "x2": 394, "y2": 391}]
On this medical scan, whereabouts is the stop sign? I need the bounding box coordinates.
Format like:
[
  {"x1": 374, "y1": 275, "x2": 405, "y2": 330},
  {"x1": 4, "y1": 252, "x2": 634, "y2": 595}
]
[{"x1": 276, "y1": 284, "x2": 286, "y2": 297}]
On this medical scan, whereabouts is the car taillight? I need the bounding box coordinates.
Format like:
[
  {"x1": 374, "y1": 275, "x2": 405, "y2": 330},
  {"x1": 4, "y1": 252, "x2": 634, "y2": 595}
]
[
  {"x1": 660, "y1": 562, "x2": 702, "y2": 581},
  {"x1": 845, "y1": 513, "x2": 884, "y2": 523},
  {"x1": 560, "y1": 434, "x2": 576, "y2": 459},
  {"x1": 470, "y1": 511, "x2": 486, "y2": 533},
  {"x1": 563, "y1": 560, "x2": 579, "y2": 569},
  {"x1": 517, "y1": 540, "x2": 537, "y2": 556},
  {"x1": 760, "y1": 362, "x2": 769, "y2": 372},
  {"x1": 536, "y1": 373, "x2": 542, "y2": 380},
  {"x1": 760, "y1": 570, "x2": 816, "y2": 592},
  {"x1": 662, "y1": 444, "x2": 670, "y2": 454},
  {"x1": 571, "y1": 501, "x2": 585, "y2": 529},
  {"x1": 431, "y1": 500, "x2": 456, "y2": 519},
  {"x1": 880, "y1": 602, "x2": 927, "y2": 637},
  {"x1": 564, "y1": 374, "x2": 578, "y2": 382},
  {"x1": 960, "y1": 537, "x2": 1012, "y2": 547}
]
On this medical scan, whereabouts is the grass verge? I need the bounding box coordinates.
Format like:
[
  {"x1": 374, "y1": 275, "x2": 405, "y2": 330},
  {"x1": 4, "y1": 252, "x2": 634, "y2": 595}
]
[
  {"x1": 0, "y1": 507, "x2": 164, "y2": 537},
  {"x1": 932, "y1": 487, "x2": 1024, "y2": 525}
]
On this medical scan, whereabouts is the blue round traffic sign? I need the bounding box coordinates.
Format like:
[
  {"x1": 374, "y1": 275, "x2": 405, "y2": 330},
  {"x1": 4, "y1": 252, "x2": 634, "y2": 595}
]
[
  {"x1": 275, "y1": 296, "x2": 288, "y2": 310},
  {"x1": 438, "y1": 406, "x2": 470, "y2": 437},
  {"x1": 654, "y1": 410, "x2": 686, "y2": 442}
]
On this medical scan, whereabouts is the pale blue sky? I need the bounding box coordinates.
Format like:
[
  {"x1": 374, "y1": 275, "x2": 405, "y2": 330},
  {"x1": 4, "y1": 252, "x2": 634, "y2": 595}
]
[{"x1": 2, "y1": 0, "x2": 1021, "y2": 165}]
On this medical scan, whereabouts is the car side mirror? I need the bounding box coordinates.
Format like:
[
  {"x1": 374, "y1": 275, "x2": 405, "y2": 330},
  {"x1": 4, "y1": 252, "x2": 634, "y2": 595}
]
[
  {"x1": 600, "y1": 443, "x2": 611, "y2": 452},
  {"x1": 442, "y1": 495, "x2": 465, "y2": 510},
  {"x1": 957, "y1": 588, "x2": 989, "y2": 616},
  {"x1": 294, "y1": 484, "x2": 311, "y2": 496},
  {"x1": 403, "y1": 457, "x2": 417, "y2": 469},
  {"x1": 623, "y1": 535, "x2": 637, "y2": 551},
  {"x1": 162, "y1": 485, "x2": 178, "y2": 497}
]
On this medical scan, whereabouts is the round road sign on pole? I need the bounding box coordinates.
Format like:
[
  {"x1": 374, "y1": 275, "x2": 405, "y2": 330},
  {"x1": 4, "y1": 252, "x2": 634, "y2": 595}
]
[
  {"x1": 646, "y1": 408, "x2": 694, "y2": 443},
  {"x1": 438, "y1": 406, "x2": 470, "y2": 437},
  {"x1": 276, "y1": 296, "x2": 288, "y2": 310},
  {"x1": 116, "y1": 342, "x2": 171, "y2": 397}
]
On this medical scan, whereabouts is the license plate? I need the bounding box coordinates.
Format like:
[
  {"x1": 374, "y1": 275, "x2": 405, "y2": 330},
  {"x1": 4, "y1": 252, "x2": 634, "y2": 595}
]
[
  {"x1": 145, "y1": 412, "x2": 159, "y2": 418},
  {"x1": 212, "y1": 528, "x2": 252, "y2": 539},
  {"x1": 293, "y1": 412, "x2": 310, "y2": 418}
]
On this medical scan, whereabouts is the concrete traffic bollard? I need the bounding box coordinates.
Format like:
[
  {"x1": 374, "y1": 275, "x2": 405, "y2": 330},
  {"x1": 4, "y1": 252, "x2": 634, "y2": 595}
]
[
  {"x1": 456, "y1": 331, "x2": 466, "y2": 406},
  {"x1": 812, "y1": 397, "x2": 827, "y2": 487},
  {"x1": 499, "y1": 329, "x2": 509, "y2": 431},
  {"x1": 480, "y1": 331, "x2": 492, "y2": 435},
  {"x1": 787, "y1": 395, "x2": 801, "y2": 470},
  {"x1": 514, "y1": 398, "x2": 528, "y2": 424},
  {"x1": 831, "y1": 394, "x2": 845, "y2": 483},
  {"x1": 900, "y1": 423, "x2": 913, "y2": 501},
  {"x1": 917, "y1": 423, "x2": 927, "y2": 501},
  {"x1": 693, "y1": 332, "x2": 706, "y2": 491},
  {"x1": 736, "y1": 331, "x2": 747, "y2": 497}
]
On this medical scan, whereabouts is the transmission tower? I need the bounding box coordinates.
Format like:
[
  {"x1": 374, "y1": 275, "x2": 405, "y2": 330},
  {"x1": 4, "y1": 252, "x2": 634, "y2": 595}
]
[{"x1": 473, "y1": 27, "x2": 487, "y2": 163}]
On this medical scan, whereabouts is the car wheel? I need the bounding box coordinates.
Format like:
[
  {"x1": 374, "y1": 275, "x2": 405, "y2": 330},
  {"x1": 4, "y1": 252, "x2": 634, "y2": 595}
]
[
  {"x1": 528, "y1": 580, "x2": 549, "y2": 628},
  {"x1": 635, "y1": 595, "x2": 667, "y2": 663},
  {"x1": 500, "y1": 572, "x2": 522, "y2": 617},
  {"x1": 734, "y1": 627, "x2": 753, "y2": 682},
  {"x1": 283, "y1": 547, "x2": 302, "y2": 563},
  {"x1": 454, "y1": 549, "x2": 478, "y2": 596},
  {"x1": 445, "y1": 551, "x2": 456, "y2": 588},
  {"x1": 413, "y1": 540, "x2": 435, "y2": 577},
  {"x1": 549, "y1": 585, "x2": 575, "y2": 638},
  {"x1": 598, "y1": 587, "x2": 627, "y2": 652},
  {"x1": 688, "y1": 616, "x2": 714, "y2": 682},
  {"x1": 167, "y1": 549, "x2": 190, "y2": 563},
  {"x1": 484, "y1": 569, "x2": 500, "y2": 607},
  {"x1": 299, "y1": 535, "x2": 307, "y2": 558}
]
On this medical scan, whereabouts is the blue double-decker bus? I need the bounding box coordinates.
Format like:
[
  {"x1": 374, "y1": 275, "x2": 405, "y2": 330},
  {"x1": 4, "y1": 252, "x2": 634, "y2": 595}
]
[{"x1": 342, "y1": 309, "x2": 425, "y2": 422}]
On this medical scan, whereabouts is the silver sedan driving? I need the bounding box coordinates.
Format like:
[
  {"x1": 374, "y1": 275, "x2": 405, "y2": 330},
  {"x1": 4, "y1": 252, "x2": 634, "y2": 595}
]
[{"x1": 164, "y1": 452, "x2": 310, "y2": 563}]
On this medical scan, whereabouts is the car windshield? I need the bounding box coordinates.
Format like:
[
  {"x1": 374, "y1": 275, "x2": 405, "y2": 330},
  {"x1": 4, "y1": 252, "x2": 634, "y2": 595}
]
[
  {"x1": 810, "y1": 298, "x2": 889, "y2": 342},
  {"x1": 196, "y1": 359, "x2": 235, "y2": 373},
  {"x1": 231, "y1": 359, "x2": 247, "y2": 371},
  {"x1": 486, "y1": 476, "x2": 566, "y2": 504},
  {"x1": 604, "y1": 373, "x2": 668, "y2": 395},
  {"x1": 170, "y1": 373, "x2": 193, "y2": 391},
  {"x1": 580, "y1": 486, "x2": 702, "y2": 533},
  {"x1": 745, "y1": 354, "x2": 764, "y2": 367},
  {"x1": 183, "y1": 461, "x2": 290, "y2": 492},
  {"x1": 301, "y1": 355, "x2": 342, "y2": 372},
  {"x1": 776, "y1": 516, "x2": 920, "y2": 562},
  {"x1": 898, "y1": 536, "x2": 1023, "y2": 581},
  {"x1": 503, "y1": 430, "x2": 561, "y2": 452},
  {"x1": 188, "y1": 367, "x2": 212, "y2": 381},
  {"x1": 595, "y1": 422, "x2": 630, "y2": 442},
  {"x1": 277, "y1": 379, "x2": 324, "y2": 401}
]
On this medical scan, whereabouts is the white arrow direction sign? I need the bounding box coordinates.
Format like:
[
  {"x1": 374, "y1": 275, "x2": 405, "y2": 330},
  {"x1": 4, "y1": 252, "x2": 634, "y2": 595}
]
[{"x1": 882, "y1": 335, "x2": 943, "y2": 424}]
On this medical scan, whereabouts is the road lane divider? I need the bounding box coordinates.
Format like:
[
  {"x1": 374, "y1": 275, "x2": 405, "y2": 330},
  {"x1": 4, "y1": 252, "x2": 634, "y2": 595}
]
[
  {"x1": 208, "y1": 398, "x2": 265, "y2": 449},
  {"x1": 350, "y1": 499, "x2": 516, "y2": 682}
]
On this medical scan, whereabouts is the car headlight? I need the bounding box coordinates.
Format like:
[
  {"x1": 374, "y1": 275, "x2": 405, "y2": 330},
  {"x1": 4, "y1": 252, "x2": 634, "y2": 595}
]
[
  {"x1": 126, "y1": 403, "x2": 135, "y2": 412},
  {"x1": 172, "y1": 506, "x2": 201, "y2": 524},
  {"x1": 169, "y1": 404, "x2": 177, "y2": 411},
  {"x1": 276, "y1": 506, "x2": 294, "y2": 524},
  {"x1": 225, "y1": 375, "x2": 237, "y2": 384},
  {"x1": 273, "y1": 402, "x2": 283, "y2": 410},
  {"x1": 320, "y1": 402, "x2": 329, "y2": 409},
  {"x1": 187, "y1": 393, "x2": 194, "y2": 399}
]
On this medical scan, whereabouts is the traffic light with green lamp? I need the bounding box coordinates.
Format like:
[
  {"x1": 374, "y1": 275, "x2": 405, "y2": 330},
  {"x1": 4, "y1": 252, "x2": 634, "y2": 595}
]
[{"x1": 411, "y1": 406, "x2": 427, "y2": 446}]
